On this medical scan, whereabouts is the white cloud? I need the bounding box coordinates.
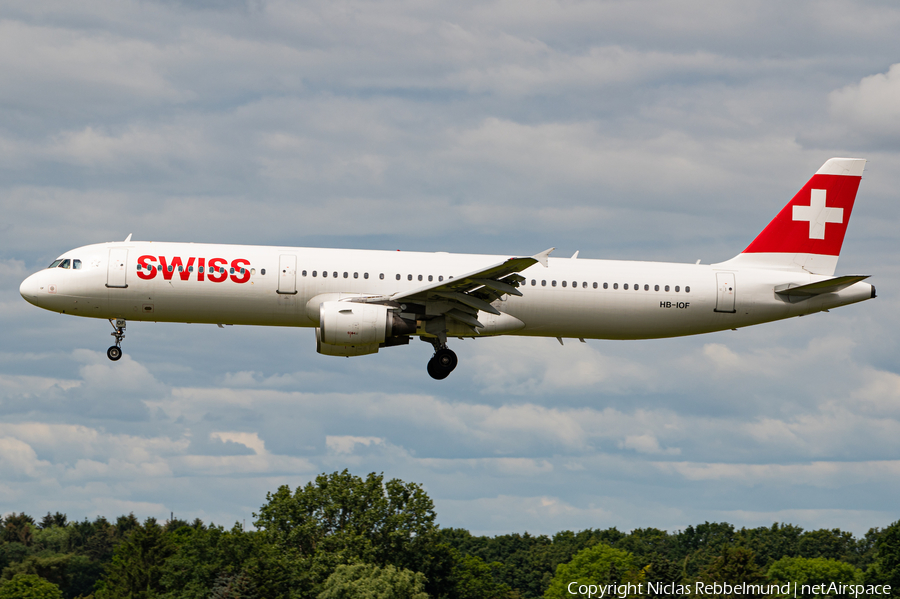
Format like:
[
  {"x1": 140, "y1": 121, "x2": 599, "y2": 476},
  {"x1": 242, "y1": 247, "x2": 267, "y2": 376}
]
[
  {"x1": 211, "y1": 431, "x2": 267, "y2": 455},
  {"x1": 620, "y1": 434, "x2": 681, "y2": 456},
  {"x1": 326, "y1": 435, "x2": 385, "y2": 455},
  {"x1": 830, "y1": 63, "x2": 900, "y2": 137},
  {"x1": 655, "y1": 459, "x2": 900, "y2": 489},
  {"x1": 0, "y1": 437, "x2": 52, "y2": 479}
]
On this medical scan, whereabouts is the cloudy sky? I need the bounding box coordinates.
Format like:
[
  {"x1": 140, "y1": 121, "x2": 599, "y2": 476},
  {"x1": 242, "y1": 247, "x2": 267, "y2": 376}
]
[{"x1": 1, "y1": 0, "x2": 899, "y2": 536}]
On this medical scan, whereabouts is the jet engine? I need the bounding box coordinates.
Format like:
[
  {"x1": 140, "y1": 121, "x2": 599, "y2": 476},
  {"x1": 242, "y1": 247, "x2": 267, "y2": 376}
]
[{"x1": 315, "y1": 301, "x2": 415, "y2": 357}]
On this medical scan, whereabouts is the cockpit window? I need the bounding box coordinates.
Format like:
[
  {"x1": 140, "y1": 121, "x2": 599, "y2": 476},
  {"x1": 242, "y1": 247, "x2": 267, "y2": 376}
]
[
  {"x1": 73, "y1": 259, "x2": 82, "y2": 270},
  {"x1": 48, "y1": 260, "x2": 63, "y2": 268},
  {"x1": 59, "y1": 259, "x2": 71, "y2": 269}
]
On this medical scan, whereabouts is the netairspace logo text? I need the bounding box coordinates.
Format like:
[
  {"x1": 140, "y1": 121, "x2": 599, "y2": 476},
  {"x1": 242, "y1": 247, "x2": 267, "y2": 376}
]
[{"x1": 566, "y1": 581, "x2": 893, "y2": 598}]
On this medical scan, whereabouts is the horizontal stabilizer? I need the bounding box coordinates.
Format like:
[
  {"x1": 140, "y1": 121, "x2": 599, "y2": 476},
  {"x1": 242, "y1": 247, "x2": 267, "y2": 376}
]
[{"x1": 775, "y1": 275, "x2": 869, "y2": 298}]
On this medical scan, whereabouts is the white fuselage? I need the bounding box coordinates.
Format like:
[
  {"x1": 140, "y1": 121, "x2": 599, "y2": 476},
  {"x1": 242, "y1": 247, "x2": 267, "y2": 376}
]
[{"x1": 19, "y1": 241, "x2": 874, "y2": 341}]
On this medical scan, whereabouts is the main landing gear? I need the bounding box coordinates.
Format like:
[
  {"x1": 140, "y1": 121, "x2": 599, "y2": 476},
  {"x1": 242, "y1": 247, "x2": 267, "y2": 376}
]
[
  {"x1": 424, "y1": 338, "x2": 458, "y2": 380},
  {"x1": 107, "y1": 318, "x2": 126, "y2": 361}
]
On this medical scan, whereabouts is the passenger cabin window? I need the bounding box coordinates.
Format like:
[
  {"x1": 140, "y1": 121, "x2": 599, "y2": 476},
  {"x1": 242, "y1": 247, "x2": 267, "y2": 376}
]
[
  {"x1": 613, "y1": 283, "x2": 618, "y2": 289},
  {"x1": 532, "y1": 280, "x2": 536, "y2": 286},
  {"x1": 665, "y1": 285, "x2": 670, "y2": 291},
  {"x1": 312, "y1": 271, "x2": 317, "y2": 277},
  {"x1": 562, "y1": 281, "x2": 567, "y2": 287},
  {"x1": 353, "y1": 272, "x2": 358, "y2": 279},
  {"x1": 332, "y1": 272, "x2": 337, "y2": 278},
  {"x1": 261, "y1": 269, "x2": 266, "y2": 275},
  {"x1": 343, "y1": 272, "x2": 348, "y2": 278},
  {"x1": 302, "y1": 270, "x2": 307, "y2": 276},
  {"x1": 634, "y1": 283, "x2": 638, "y2": 291},
  {"x1": 428, "y1": 275, "x2": 433, "y2": 282},
  {"x1": 542, "y1": 280, "x2": 547, "y2": 287},
  {"x1": 675, "y1": 286, "x2": 680, "y2": 292},
  {"x1": 685, "y1": 286, "x2": 690, "y2": 293},
  {"x1": 418, "y1": 275, "x2": 423, "y2": 281},
  {"x1": 552, "y1": 280, "x2": 557, "y2": 287},
  {"x1": 644, "y1": 284, "x2": 649, "y2": 291},
  {"x1": 407, "y1": 274, "x2": 413, "y2": 281},
  {"x1": 439, "y1": 276, "x2": 444, "y2": 282},
  {"x1": 396, "y1": 274, "x2": 401, "y2": 280},
  {"x1": 623, "y1": 283, "x2": 628, "y2": 290},
  {"x1": 364, "y1": 273, "x2": 369, "y2": 279},
  {"x1": 655, "y1": 285, "x2": 659, "y2": 291},
  {"x1": 594, "y1": 282, "x2": 598, "y2": 289}
]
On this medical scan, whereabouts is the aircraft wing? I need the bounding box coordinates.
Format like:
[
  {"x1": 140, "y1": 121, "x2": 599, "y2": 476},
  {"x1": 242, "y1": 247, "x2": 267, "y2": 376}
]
[{"x1": 358, "y1": 248, "x2": 553, "y2": 330}]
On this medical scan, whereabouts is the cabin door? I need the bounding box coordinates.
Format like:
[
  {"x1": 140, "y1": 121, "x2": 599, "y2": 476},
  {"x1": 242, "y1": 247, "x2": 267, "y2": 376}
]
[
  {"x1": 714, "y1": 272, "x2": 736, "y2": 313},
  {"x1": 277, "y1": 254, "x2": 298, "y2": 295},
  {"x1": 106, "y1": 249, "x2": 128, "y2": 288}
]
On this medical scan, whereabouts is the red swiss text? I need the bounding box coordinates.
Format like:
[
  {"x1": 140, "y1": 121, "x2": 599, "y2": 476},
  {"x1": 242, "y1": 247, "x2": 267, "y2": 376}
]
[{"x1": 136, "y1": 256, "x2": 252, "y2": 284}]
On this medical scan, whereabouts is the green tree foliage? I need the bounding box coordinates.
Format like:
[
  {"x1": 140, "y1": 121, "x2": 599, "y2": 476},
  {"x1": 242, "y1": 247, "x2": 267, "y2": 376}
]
[
  {"x1": 38, "y1": 514, "x2": 68, "y2": 530},
  {"x1": 447, "y1": 550, "x2": 514, "y2": 599},
  {"x1": 643, "y1": 553, "x2": 683, "y2": 599},
  {"x1": 208, "y1": 570, "x2": 260, "y2": 599},
  {"x1": 439, "y1": 527, "x2": 621, "y2": 598},
  {"x1": 158, "y1": 523, "x2": 287, "y2": 599},
  {"x1": 2, "y1": 514, "x2": 36, "y2": 547},
  {"x1": 543, "y1": 543, "x2": 642, "y2": 599},
  {"x1": 673, "y1": 522, "x2": 737, "y2": 576},
  {"x1": 0, "y1": 573, "x2": 63, "y2": 599},
  {"x1": 767, "y1": 556, "x2": 862, "y2": 599},
  {"x1": 317, "y1": 563, "x2": 429, "y2": 599},
  {"x1": 1, "y1": 480, "x2": 898, "y2": 599},
  {"x1": 254, "y1": 470, "x2": 441, "y2": 597},
  {"x1": 864, "y1": 520, "x2": 900, "y2": 590},
  {"x1": 733, "y1": 523, "x2": 803, "y2": 568},
  {"x1": 94, "y1": 517, "x2": 174, "y2": 599},
  {"x1": 696, "y1": 546, "x2": 766, "y2": 599},
  {"x1": 798, "y1": 529, "x2": 866, "y2": 563}
]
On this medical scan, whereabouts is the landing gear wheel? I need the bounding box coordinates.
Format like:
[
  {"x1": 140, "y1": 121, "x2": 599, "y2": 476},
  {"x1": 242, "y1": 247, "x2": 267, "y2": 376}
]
[
  {"x1": 427, "y1": 348, "x2": 458, "y2": 380},
  {"x1": 107, "y1": 318, "x2": 126, "y2": 362}
]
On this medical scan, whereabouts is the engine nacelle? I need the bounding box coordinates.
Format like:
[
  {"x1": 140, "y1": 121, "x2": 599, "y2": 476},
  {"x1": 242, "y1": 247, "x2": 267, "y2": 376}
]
[
  {"x1": 316, "y1": 328, "x2": 379, "y2": 356},
  {"x1": 319, "y1": 301, "x2": 392, "y2": 346}
]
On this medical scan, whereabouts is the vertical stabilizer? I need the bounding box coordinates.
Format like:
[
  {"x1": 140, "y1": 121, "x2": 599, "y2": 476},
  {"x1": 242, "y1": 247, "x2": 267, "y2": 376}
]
[{"x1": 714, "y1": 158, "x2": 865, "y2": 275}]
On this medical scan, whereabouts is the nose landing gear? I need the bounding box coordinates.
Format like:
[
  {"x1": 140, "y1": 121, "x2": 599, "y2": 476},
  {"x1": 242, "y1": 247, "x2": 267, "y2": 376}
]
[{"x1": 107, "y1": 318, "x2": 125, "y2": 361}]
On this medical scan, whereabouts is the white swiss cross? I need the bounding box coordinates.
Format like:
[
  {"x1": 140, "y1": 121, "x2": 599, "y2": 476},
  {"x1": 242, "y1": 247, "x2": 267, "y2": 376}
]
[{"x1": 792, "y1": 189, "x2": 843, "y2": 240}]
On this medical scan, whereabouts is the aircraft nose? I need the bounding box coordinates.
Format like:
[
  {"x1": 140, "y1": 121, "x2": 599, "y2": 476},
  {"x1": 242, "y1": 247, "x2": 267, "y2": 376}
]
[{"x1": 19, "y1": 273, "x2": 40, "y2": 305}]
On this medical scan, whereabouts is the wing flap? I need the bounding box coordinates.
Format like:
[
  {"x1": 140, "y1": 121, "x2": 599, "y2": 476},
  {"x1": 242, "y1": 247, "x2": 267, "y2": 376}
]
[{"x1": 391, "y1": 248, "x2": 553, "y2": 303}]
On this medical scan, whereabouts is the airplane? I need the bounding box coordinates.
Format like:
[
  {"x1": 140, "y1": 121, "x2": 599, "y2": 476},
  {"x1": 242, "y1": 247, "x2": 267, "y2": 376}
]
[{"x1": 19, "y1": 157, "x2": 876, "y2": 380}]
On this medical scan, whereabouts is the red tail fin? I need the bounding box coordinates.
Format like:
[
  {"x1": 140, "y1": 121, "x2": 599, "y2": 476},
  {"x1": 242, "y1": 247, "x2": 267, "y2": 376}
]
[{"x1": 718, "y1": 158, "x2": 865, "y2": 275}]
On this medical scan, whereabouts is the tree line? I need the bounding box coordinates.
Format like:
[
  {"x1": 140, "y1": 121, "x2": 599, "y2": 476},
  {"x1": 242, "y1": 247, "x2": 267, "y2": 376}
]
[{"x1": 0, "y1": 470, "x2": 897, "y2": 598}]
